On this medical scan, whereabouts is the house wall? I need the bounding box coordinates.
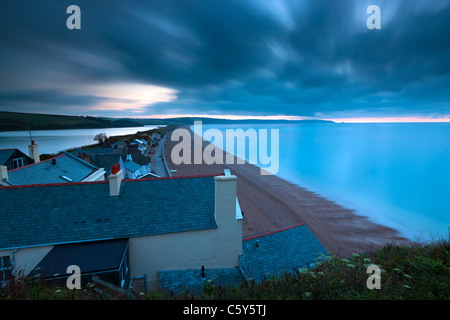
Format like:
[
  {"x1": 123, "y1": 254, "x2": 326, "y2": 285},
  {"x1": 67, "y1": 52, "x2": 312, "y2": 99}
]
[
  {"x1": 128, "y1": 175, "x2": 242, "y2": 290},
  {"x1": 0, "y1": 245, "x2": 53, "y2": 277},
  {"x1": 126, "y1": 168, "x2": 139, "y2": 179}
]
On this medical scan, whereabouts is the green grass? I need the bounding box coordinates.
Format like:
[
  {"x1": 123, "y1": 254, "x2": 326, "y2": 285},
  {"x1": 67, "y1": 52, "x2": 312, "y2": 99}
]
[
  {"x1": 192, "y1": 238, "x2": 449, "y2": 300},
  {"x1": 1, "y1": 238, "x2": 448, "y2": 300}
]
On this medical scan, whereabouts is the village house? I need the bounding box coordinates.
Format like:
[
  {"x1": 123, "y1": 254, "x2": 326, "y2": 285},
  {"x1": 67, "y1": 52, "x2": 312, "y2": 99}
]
[
  {"x1": 0, "y1": 151, "x2": 106, "y2": 186},
  {"x1": 70, "y1": 140, "x2": 151, "y2": 180},
  {"x1": 0, "y1": 170, "x2": 243, "y2": 290},
  {"x1": 123, "y1": 153, "x2": 151, "y2": 179},
  {"x1": 0, "y1": 148, "x2": 35, "y2": 170}
]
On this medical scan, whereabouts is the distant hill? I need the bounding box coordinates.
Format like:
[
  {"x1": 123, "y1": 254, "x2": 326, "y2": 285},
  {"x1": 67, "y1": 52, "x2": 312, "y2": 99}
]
[
  {"x1": 0, "y1": 111, "x2": 334, "y2": 131},
  {"x1": 0, "y1": 111, "x2": 145, "y2": 131}
]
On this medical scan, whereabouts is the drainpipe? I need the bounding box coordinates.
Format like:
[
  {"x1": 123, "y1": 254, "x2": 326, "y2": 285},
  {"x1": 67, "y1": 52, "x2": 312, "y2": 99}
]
[{"x1": 10, "y1": 249, "x2": 18, "y2": 277}]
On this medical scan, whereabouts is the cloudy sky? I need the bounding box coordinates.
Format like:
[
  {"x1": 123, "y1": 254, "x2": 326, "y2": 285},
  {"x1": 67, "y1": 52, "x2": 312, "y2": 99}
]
[{"x1": 0, "y1": 0, "x2": 449, "y2": 122}]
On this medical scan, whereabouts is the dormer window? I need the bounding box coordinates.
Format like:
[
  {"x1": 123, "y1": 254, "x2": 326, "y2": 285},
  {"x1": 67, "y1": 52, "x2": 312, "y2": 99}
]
[{"x1": 12, "y1": 157, "x2": 24, "y2": 169}]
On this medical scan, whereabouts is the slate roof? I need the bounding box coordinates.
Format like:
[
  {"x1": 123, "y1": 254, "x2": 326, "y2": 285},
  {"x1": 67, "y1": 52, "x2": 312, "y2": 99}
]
[
  {"x1": 6, "y1": 152, "x2": 100, "y2": 185},
  {"x1": 0, "y1": 149, "x2": 17, "y2": 165},
  {"x1": 0, "y1": 175, "x2": 217, "y2": 250},
  {"x1": 159, "y1": 268, "x2": 244, "y2": 295},
  {"x1": 240, "y1": 224, "x2": 328, "y2": 282},
  {"x1": 124, "y1": 160, "x2": 141, "y2": 173},
  {"x1": 126, "y1": 150, "x2": 150, "y2": 166},
  {"x1": 28, "y1": 238, "x2": 128, "y2": 279},
  {"x1": 89, "y1": 153, "x2": 122, "y2": 175},
  {"x1": 158, "y1": 223, "x2": 328, "y2": 294}
]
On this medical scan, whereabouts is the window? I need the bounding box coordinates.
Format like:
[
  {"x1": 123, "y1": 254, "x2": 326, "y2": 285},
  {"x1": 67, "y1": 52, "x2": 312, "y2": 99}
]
[
  {"x1": 12, "y1": 157, "x2": 24, "y2": 169},
  {"x1": 0, "y1": 256, "x2": 13, "y2": 282}
]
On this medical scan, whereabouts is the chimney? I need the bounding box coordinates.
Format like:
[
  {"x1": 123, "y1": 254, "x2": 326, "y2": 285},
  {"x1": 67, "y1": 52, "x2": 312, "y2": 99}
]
[
  {"x1": 214, "y1": 174, "x2": 238, "y2": 225},
  {"x1": 126, "y1": 154, "x2": 132, "y2": 161},
  {"x1": 0, "y1": 166, "x2": 8, "y2": 181},
  {"x1": 28, "y1": 140, "x2": 40, "y2": 163},
  {"x1": 214, "y1": 173, "x2": 242, "y2": 266},
  {"x1": 108, "y1": 164, "x2": 123, "y2": 196}
]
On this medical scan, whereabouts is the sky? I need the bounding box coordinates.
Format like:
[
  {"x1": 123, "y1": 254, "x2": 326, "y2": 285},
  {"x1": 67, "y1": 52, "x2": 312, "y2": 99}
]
[{"x1": 0, "y1": 0, "x2": 449, "y2": 122}]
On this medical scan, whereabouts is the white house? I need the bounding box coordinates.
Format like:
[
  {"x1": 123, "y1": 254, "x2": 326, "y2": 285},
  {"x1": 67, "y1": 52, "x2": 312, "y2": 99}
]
[{"x1": 0, "y1": 170, "x2": 242, "y2": 290}]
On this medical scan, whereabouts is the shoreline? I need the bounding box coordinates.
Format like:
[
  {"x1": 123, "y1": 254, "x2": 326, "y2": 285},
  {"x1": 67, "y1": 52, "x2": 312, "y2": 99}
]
[{"x1": 164, "y1": 125, "x2": 408, "y2": 257}]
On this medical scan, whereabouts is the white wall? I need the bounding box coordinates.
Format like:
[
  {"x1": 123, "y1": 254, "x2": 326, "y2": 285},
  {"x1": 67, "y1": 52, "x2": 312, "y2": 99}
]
[{"x1": 1, "y1": 246, "x2": 53, "y2": 278}]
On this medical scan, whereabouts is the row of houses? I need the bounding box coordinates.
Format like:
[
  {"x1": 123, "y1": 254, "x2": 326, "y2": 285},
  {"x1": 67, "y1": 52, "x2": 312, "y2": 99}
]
[
  {"x1": 0, "y1": 135, "x2": 160, "y2": 186},
  {"x1": 0, "y1": 139, "x2": 328, "y2": 294},
  {"x1": 72, "y1": 138, "x2": 154, "y2": 179}
]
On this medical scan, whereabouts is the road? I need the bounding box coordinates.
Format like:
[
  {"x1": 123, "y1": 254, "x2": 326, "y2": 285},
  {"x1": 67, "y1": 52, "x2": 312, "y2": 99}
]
[{"x1": 151, "y1": 135, "x2": 170, "y2": 177}]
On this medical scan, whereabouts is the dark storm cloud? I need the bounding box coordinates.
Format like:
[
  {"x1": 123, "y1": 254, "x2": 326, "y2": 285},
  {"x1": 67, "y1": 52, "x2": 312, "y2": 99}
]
[{"x1": 0, "y1": 0, "x2": 448, "y2": 118}]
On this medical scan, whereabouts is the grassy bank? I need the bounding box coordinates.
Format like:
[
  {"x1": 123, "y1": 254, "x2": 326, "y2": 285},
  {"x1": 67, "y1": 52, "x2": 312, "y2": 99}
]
[
  {"x1": 0, "y1": 111, "x2": 146, "y2": 131},
  {"x1": 194, "y1": 237, "x2": 449, "y2": 300},
  {"x1": 1, "y1": 238, "x2": 448, "y2": 300}
]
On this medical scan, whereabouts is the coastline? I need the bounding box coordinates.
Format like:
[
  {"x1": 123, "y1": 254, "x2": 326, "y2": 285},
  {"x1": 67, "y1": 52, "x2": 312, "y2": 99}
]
[{"x1": 164, "y1": 125, "x2": 408, "y2": 257}]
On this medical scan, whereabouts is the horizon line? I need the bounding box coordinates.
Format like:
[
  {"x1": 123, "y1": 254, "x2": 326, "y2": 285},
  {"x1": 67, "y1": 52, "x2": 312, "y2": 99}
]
[
  {"x1": 2, "y1": 110, "x2": 449, "y2": 123},
  {"x1": 127, "y1": 114, "x2": 450, "y2": 123}
]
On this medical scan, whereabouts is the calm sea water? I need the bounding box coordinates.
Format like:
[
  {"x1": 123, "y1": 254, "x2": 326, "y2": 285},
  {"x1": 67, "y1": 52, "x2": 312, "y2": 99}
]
[
  {"x1": 0, "y1": 126, "x2": 163, "y2": 155},
  {"x1": 200, "y1": 123, "x2": 450, "y2": 241}
]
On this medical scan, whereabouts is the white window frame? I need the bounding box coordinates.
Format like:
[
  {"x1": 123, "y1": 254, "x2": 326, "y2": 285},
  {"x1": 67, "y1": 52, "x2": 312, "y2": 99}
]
[
  {"x1": 0, "y1": 256, "x2": 13, "y2": 283},
  {"x1": 12, "y1": 157, "x2": 24, "y2": 169}
]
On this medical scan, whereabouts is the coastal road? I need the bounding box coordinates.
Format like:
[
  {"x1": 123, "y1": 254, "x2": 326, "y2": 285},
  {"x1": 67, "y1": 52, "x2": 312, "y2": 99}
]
[{"x1": 152, "y1": 135, "x2": 170, "y2": 177}]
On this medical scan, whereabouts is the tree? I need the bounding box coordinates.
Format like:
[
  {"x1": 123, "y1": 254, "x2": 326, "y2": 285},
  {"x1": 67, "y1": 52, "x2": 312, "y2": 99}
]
[{"x1": 94, "y1": 132, "x2": 107, "y2": 144}]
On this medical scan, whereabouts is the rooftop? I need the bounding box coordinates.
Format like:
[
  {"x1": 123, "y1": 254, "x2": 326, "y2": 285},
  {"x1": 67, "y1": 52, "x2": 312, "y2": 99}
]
[
  {"x1": 0, "y1": 175, "x2": 218, "y2": 250},
  {"x1": 89, "y1": 153, "x2": 122, "y2": 175},
  {"x1": 0, "y1": 149, "x2": 19, "y2": 165},
  {"x1": 124, "y1": 159, "x2": 142, "y2": 173},
  {"x1": 240, "y1": 224, "x2": 328, "y2": 282},
  {"x1": 159, "y1": 223, "x2": 329, "y2": 294},
  {"x1": 6, "y1": 152, "x2": 102, "y2": 185}
]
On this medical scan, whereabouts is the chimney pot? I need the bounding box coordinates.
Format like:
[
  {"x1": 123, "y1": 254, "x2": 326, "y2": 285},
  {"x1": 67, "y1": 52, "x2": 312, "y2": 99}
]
[{"x1": 111, "y1": 163, "x2": 120, "y2": 175}]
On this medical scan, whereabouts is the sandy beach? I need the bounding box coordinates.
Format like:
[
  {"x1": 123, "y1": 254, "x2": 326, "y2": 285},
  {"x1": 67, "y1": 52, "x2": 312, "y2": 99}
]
[{"x1": 164, "y1": 125, "x2": 408, "y2": 257}]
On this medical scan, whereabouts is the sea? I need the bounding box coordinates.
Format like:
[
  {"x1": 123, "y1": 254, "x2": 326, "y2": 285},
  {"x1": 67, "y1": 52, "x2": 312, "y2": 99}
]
[{"x1": 198, "y1": 122, "x2": 450, "y2": 241}]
